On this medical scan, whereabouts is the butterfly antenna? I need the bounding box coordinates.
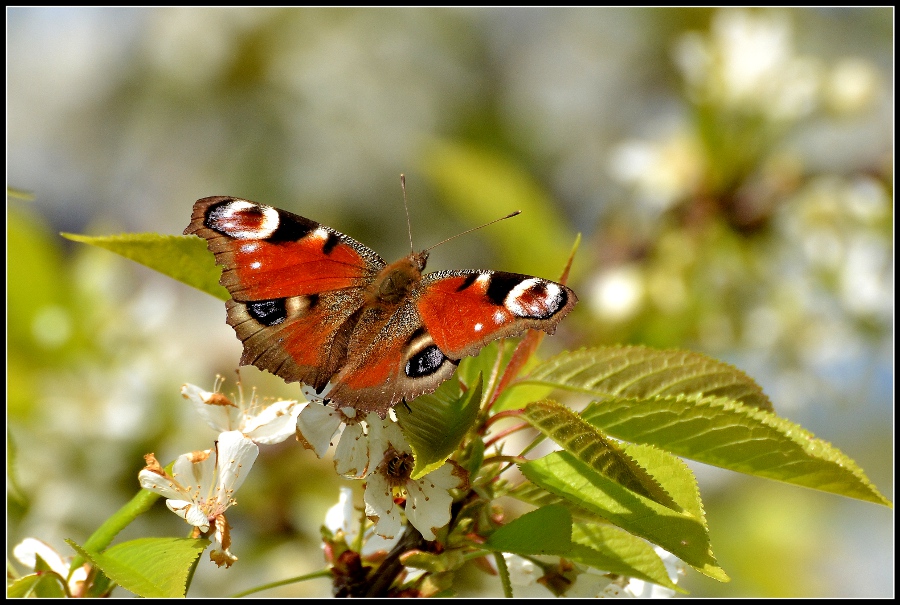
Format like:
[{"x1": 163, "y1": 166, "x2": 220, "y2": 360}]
[
  {"x1": 401, "y1": 174, "x2": 414, "y2": 254},
  {"x1": 425, "y1": 210, "x2": 522, "y2": 253}
]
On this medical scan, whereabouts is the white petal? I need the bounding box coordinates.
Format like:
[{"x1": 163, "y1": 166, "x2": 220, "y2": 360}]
[
  {"x1": 360, "y1": 527, "x2": 402, "y2": 557},
  {"x1": 68, "y1": 565, "x2": 89, "y2": 592},
  {"x1": 654, "y1": 546, "x2": 684, "y2": 583},
  {"x1": 138, "y1": 468, "x2": 189, "y2": 501},
  {"x1": 166, "y1": 499, "x2": 210, "y2": 532},
  {"x1": 503, "y1": 553, "x2": 539, "y2": 587},
  {"x1": 182, "y1": 383, "x2": 241, "y2": 433},
  {"x1": 624, "y1": 577, "x2": 669, "y2": 598},
  {"x1": 13, "y1": 538, "x2": 68, "y2": 576},
  {"x1": 364, "y1": 472, "x2": 402, "y2": 540},
  {"x1": 567, "y1": 571, "x2": 616, "y2": 598},
  {"x1": 304, "y1": 382, "x2": 333, "y2": 401},
  {"x1": 171, "y1": 448, "x2": 216, "y2": 495},
  {"x1": 297, "y1": 403, "x2": 342, "y2": 457},
  {"x1": 405, "y1": 470, "x2": 455, "y2": 541},
  {"x1": 334, "y1": 422, "x2": 370, "y2": 479},
  {"x1": 365, "y1": 414, "x2": 409, "y2": 457},
  {"x1": 422, "y1": 461, "x2": 466, "y2": 491},
  {"x1": 214, "y1": 431, "x2": 259, "y2": 501},
  {"x1": 242, "y1": 400, "x2": 305, "y2": 445},
  {"x1": 324, "y1": 486, "x2": 357, "y2": 540}
]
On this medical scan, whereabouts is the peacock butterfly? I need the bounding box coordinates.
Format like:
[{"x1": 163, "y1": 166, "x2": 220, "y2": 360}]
[{"x1": 185, "y1": 194, "x2": 577, "y2": 417}]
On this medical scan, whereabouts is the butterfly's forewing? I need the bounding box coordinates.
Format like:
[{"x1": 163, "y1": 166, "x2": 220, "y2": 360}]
[
  {"x1": 186, "y1": 197, "x2": 385, "y2": 300},
  {"x1": 414, "y1": 270, "x2": 577, "y2": 358},
  {"x1": 186, "y1": 196, "x2": 386, "y2": 392}
]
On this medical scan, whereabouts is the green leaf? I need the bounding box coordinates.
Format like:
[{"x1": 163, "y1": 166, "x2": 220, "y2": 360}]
[
  {"x1": 456, "y1": 340, "x2": 551, "y2": 412},
  {"x1": 510, "y1": 449, "x2": 696, "y2": 592},
  {"x1": 6, "y1": 574, "x2": 40, "y2": 598},
  {"x1": 61, "y1": 232, "x2": 228, "y2": 300},
  {"x1": 520, "y1": 451, "x2": 727, "y2": 582},
  {"x1": 484, "y1": 504, "x2": 573, "y2": 556},
  {"x1": 522, "y1": 400, "x2": 678, "y2": 511},
  {"x1": 492, "y1": 381, "x2": 555, "y2": 412},
  {"x1": 509, "y1": 481, "x2": 610, "y2": 525},
  {"x1": 570, "y1": 523, "x2": 682, "y2": 593},
  {"x1": 69, "y1": 537, "x2": 209, "y2": 598},
  {"x1": 583, "y1": 394, "x2": 892, "y2": 507},
  {"x1": 492, "y1": 339, "x2": 557, "y2": 412},
  {"x1": 524, "y1": 346, "x2": 773, "y2": 412},
  {"x1": 512, "y1": 442, "x2": 710, "y2": 560},
  {"x1": 511, "y1": 437, "x2": 707, "y2": 529},
  {"x1": 397, "y1": 375, "x2": 482, "y2": 479},
  {"x1": 460, "y1": 434, "x2": 485, "y2": 479}
]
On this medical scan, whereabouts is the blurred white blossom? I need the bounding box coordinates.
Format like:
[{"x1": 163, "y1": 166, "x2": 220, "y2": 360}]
[
  {"x1": 588, "y1": 265, "x2": 645, "y2": 322},
  {"x1": 609, "y1": 132, "x2": 704, "y2": 211},
  {"x1": 825, "y1": 58, "x2": 880, "y2": 114},
  {"x1": 674, "y1": 9, "x2": 821, "y2": 120},
  {"x1": 13, "y1": 538, "x2": 90, "y2": 597}
]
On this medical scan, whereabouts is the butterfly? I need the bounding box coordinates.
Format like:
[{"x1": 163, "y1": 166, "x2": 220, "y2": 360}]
[{"x1": 185, "y1": 195, "x2": 577, "y2": 417}]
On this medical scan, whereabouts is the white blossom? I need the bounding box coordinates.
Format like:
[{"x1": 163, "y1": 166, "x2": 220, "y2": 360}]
[
  {"x1": 138, "y1": 430, "x2": 258, "y2": 567},
  {"x1": 363, "y1": 419, "x2": 467, "y2": 541},
  {"x1": 324, "y1": 486, "x2": 400, "y2": 556},
  {"x1": 295, "y1": 403, "x2": 377, "y2": 479},
  {"x1": 182, "y1": 380, "x2": 304, "y2": 445},
  {"x1": 503, "y1": 553, "x2": 541, "y2": 587}
]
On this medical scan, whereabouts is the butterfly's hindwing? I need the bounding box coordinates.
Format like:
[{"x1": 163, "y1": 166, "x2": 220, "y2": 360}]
[
  {"x1": 226, "y1": 290, "x2": 367, "y2": 392},
  {"x1": 327, "y1": 302, "x2": 459, "y2": 414}
]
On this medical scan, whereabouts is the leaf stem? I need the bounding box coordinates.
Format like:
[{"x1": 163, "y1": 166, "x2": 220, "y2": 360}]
[
  {"x1": 483, "y1": 408, "x2": 525, "y2": 431},
  {"x1": 228, "y1": 569, "x2": 332, "y2": 598},
  {"x1": 484, "y1": 422, "x2": 530, "y2": 448},
  {"x1": 482, "y1": 454, "x2": 529, "y2": 467}
]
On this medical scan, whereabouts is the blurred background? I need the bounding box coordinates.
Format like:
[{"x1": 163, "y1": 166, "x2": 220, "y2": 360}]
[{"x1": 7, "y1": 7, "x2": 893, "y2": 598}]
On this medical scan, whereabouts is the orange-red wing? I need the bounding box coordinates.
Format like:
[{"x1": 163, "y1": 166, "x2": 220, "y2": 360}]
[
  {"x1": 414, "y1": 270, "x2": 577, "y2": 359},
  {"x1": 225, "y1": 288, "x2": 367, "y2": 393},
  {"x1": 327, "y1": 303, "x2": 458, "y2": 416},
  {"x1": 186, "y1": 196, "x2": 385, "y2": 301}
]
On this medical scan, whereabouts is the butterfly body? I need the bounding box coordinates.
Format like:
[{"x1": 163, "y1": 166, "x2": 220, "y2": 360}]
[{"x1": 186, "y1": 196, "x2": 577, "y2": 417}]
